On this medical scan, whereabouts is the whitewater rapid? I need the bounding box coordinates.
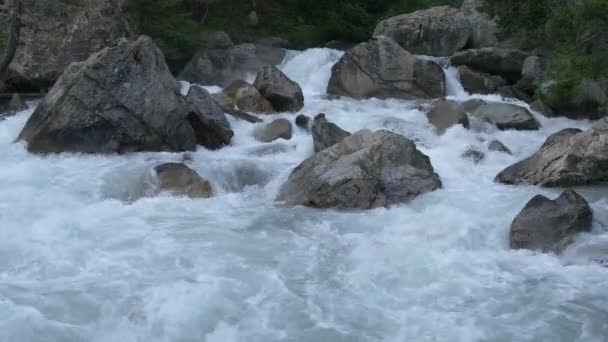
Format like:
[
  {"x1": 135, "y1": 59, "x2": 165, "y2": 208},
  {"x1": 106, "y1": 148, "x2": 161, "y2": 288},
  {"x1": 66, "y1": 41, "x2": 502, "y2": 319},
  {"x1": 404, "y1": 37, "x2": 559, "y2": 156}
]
[{"x1": 1, "y1": 48, "x2": 607, "y2": 342}]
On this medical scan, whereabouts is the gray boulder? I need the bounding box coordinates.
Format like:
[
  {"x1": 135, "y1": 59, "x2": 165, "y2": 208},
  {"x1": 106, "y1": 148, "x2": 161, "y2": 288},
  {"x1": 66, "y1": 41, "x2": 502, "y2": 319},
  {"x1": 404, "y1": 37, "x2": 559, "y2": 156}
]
[
  {"x1": 276, "y1": 130, "x2": 442, "y2": 209},
  {"x1": 327, "y1": 37, "x2": 446, "y2": 100},
  {"x1": 451, "y1": 47, "x2": 529, "y2": 83},
  {"x1": 541, "y1": 79, "x2": 608, "y2": 120},
  {"x1": 253, "y1": 118, "x2": 292, "y2": 143},
  {"x1": 8, "y1": 0, "x2": 133, "y2": 90},
  {"x1": 223, "y1": 80, "x2": 273, "y2": 113},
  {"x1": 295, "y1": 114, "x2": 311, "y2": 131},
  {"x1": 254, "y1": 66, "x2": 304, "y2": 112},
  {"x1": 426, "y1": 100, "x2": 469, "y2": 134},
  {"x1": 461, "y1": 0, "x2": 498, "y2": 48},
  {"x1": 470, "y1": 102, "x2": 540, "y2": 130},
  {"x1": 180, "y1": 35, "x2": 286, "y2": 87},
  {"x1": 373, "y1": 6, "x2": 470, "y2": 56},
  {"x1": 152, "y1": 163, "x2": 213, "y2": 198},
  {"x1": 530, "y1": 99, "x2": 554, "y2": 117},
  {"x1": 186, "y1": 86, "x2": 233, "y2": 150},
  {"x1": 18, "y1": 36, "x2": 196, "y2": 154},
  {"x1": 458, "y1": 65, "x2": 507, "y2": 94},
  {"x1": 495, "y1": 128, "x2": 608, "y2": 186},
  {"x1": 488, "y1": 140, "x2": 512, "y2": 155},
  {"x1": 0, "y1": 93, "x2": 28, "y2": 119},
  {"x1": 210, "y1": 92, "x2": 263, "y2": 123},
  {"x1": 510, "y1": 190, "x2": 592, "y2": 253},
  {"x1": 311, "y1": 114, "x2": 351, "y2": 152}
]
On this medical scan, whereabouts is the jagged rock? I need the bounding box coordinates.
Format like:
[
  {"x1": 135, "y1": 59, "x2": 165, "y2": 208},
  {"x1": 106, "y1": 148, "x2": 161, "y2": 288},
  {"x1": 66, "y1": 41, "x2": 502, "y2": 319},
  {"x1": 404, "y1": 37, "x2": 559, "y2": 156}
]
[
  {"x1": 510, "y1": 190, "x2": 592, "y2": 253},
  {"x1": 17, "y1": 36, "x2": 196, "y2": 154},
  {"x1": 180, "y1": 34, "x2": 286, "y2": 87},
  {"x1": 458, "y1": 65, "x2": 507, "y2": 94},
  {"x1": 276, "y1": 129, "x2": 441, "y2": 209},
  {"x1": 9, "y1": 0, "x2": 133, "y2": 90},
  {"x1": 488, "y1": 140, "x2": 512, "y2": 154},
  {"x1": 461, "y1": 146, "x2": 485, "y2": 164},
  {"x1": 295, "y1": 114, "x2": 311, "y2": 131},
  {"x1": 253, "y1": 118, "x2": 292, "y2": 143},
  {"x1": 152, "y1": 163, "x2": 212, "y2": 198},
  {"x1": 373, "y1": 6, "x2": 470, "y2": 56},
  {"x1": 186, "y1": 86, "x2": 233, "y2": 149},
  {"x1": 461, "y1": 0, "x2": 498, "y2": 48},
  {"x1": 470, "y1": 102, "x2": 540, "y2": 130},
  {"x1": 253, "y1": 66, "x2": 304, "y2": 112},
  {"x1": 451, "y1": 47, "x2": 529, "y2": 83},
  {"x1": 223, "y1": 80, "x2": 273, "y2": 113},
  {"x1": 327, "y1": 37, "x2": 446, "y2": 100},
  {"x1": 311, "y1": 114, "x2": 351, "y2": 152},
  {"x1": 495, "y1": 128, "x2": 608, "y2": 186},
  {"x1": 426, "y1": 100, "x2": 469, "y2": 134}
]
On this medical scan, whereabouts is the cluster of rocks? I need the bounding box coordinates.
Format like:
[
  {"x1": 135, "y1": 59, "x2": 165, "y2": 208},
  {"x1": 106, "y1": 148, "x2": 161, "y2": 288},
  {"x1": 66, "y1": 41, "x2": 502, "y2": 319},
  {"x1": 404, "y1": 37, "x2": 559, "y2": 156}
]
[{"x1": 4, "y1": 0, "x2": 604, "y2": 259}]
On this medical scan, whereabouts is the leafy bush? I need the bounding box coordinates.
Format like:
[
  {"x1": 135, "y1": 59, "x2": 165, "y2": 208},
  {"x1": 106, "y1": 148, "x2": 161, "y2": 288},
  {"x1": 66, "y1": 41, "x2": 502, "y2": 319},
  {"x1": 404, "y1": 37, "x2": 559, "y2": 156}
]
[{"x1": 484, "y1": 0, "x2": 608, "y2": 102}]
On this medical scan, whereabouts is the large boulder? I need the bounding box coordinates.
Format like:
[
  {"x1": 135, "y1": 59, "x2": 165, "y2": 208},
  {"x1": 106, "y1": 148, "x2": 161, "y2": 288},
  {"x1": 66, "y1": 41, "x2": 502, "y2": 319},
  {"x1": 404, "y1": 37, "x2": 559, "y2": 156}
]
[
  {"x1": 373, "y1": 6, "x2": 470, "y2": 56},
  {"x1": 425, "y1": 100, "x2": 469, "y2": 134},
  {"x1": 311, "y1": 114, "x2": 351, "y2": 152},
  {"x1": 461, "y1": 0, "x2": 498, "y2": 48},
  {"x1": 276, "y1": 130, "x2": 441, "y2": 209},
  {"x1": 470, "y1": 102, "x2": 540, "y2": 130},
  {"x1": 8, "y1": 0, "x2": 133, "y2": 90},
  {"x1": 179, "y1": 33, "x2": 286, "y2": 87},
  {"x1": 451, "y1": 48, "x2": 529, "y2": 83},
  {"x1": 495, "y1": 128, "x2": 608, "y2": 186},
  {"x1": 185, "y1": 86, "x2": 233, "y2": 150},
  {"x1": 253, "y1": 118, "x2": 292, "y2": 143},
  {"x1": 253, "y1": 66, "x2": 304, "y2": 112},
  {"x1": 223, "y1": 80, "x2": 273, "y2": 113},
  {"x1": 327, "y1": 37, "x2": 446, "y2": 100},
  {"x1": 17, "y1": 36, "x2": 196, "y2": 154},
  {"x1": 510, "y1": 190, "x2": 592, "y2": 253},
  {"x1": 541, "y1": 79, "x2": 608, "y2": 120},
  {"x1": 152, "y1": 163, "x2": 213, "y2": 198},
  {"x1": 458, "y1": 66, "x2": 507, "y2": 94}
]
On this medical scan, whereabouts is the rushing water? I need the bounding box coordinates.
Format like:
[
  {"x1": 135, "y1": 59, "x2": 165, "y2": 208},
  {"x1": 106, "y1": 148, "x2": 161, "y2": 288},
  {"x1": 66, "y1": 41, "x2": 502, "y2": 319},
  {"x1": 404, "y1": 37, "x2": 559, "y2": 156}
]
[{"x1": 1, "y1": 48, "x2": 607, "y2": 342}]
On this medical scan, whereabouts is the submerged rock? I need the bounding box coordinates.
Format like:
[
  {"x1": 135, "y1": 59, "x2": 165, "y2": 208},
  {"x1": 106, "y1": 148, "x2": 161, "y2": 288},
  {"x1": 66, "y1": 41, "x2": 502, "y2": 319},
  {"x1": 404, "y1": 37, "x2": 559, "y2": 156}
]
[
  {"x1": 495, "y1": 128, "x2": 608, "y2": 186},
  {"x1": 223, "y1": 80, "x2": 273, "y2": 113},
  {"x1": 327, "y1": 37, "x2": 445, "y2": 100},
  {"x1": 451, "y1": 47, "x2": 529, "y2": 83},
  {"x1": 461, "y1": 146, "x2": 485, "y2": 164},
  {"x1": 253, "y1": 118, "x2": 292, "y2": 143},
  {"x1": 426, "y1": 100, "x2": 470, "y2": 134},
  {"x1": 153, "y1": 163, "x2": 213, "y2": 198},
  {"x1": 373, "y1": 6, "x2": 470, "y2": 56},
  {"x1": 186, "y1": 86, "x2": 233, "y2": 150},
  {"x1": 510, "y1": 190, "x2": 592, "y2": 253},
  {"x1": 253, "y1": 66, "x2": 304, "y2": 112},
  {"x1": 311, "y1": 114, "x2": 351, "y2": 152},
  {"x1": 18, "y1": 36, "x2": 196, "y2": 154},
  {"x1": 470, "y1": 102, "x2": 540, "y2": 131},
  {"x1": 8, "y1": 0, "x2": 133, "y2": 90},
  {"x1": 488, "y1": 140, "x2": 512, "y2": 155},
  {"x1": 276, "y1": 129, "x2": 441, "y2": 209}
]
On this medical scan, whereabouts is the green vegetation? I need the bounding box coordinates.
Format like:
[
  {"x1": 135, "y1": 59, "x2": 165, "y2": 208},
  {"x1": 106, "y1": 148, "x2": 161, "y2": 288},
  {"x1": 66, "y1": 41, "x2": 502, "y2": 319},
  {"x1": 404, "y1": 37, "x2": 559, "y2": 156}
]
[
  {"x1": 484, "y1": 0, "x2": 608, "y2": 103},
  {"x1": 126, "y1": 0, "x2": 460, "y2": 68}
]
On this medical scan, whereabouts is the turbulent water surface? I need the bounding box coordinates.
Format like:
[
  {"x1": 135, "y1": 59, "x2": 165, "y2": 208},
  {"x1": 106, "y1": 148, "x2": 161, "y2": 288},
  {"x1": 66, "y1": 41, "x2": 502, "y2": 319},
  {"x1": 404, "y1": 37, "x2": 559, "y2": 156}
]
[{"x1": 1, "y1": 49, "x2": 608, "y2": 342}]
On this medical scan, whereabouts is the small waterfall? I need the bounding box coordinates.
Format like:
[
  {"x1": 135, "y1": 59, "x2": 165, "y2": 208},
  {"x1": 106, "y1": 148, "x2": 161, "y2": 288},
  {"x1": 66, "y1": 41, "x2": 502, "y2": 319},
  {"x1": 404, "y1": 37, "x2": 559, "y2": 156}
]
[{"x1": 417, "y1": 55, "x2": 469, "y2": 99}]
